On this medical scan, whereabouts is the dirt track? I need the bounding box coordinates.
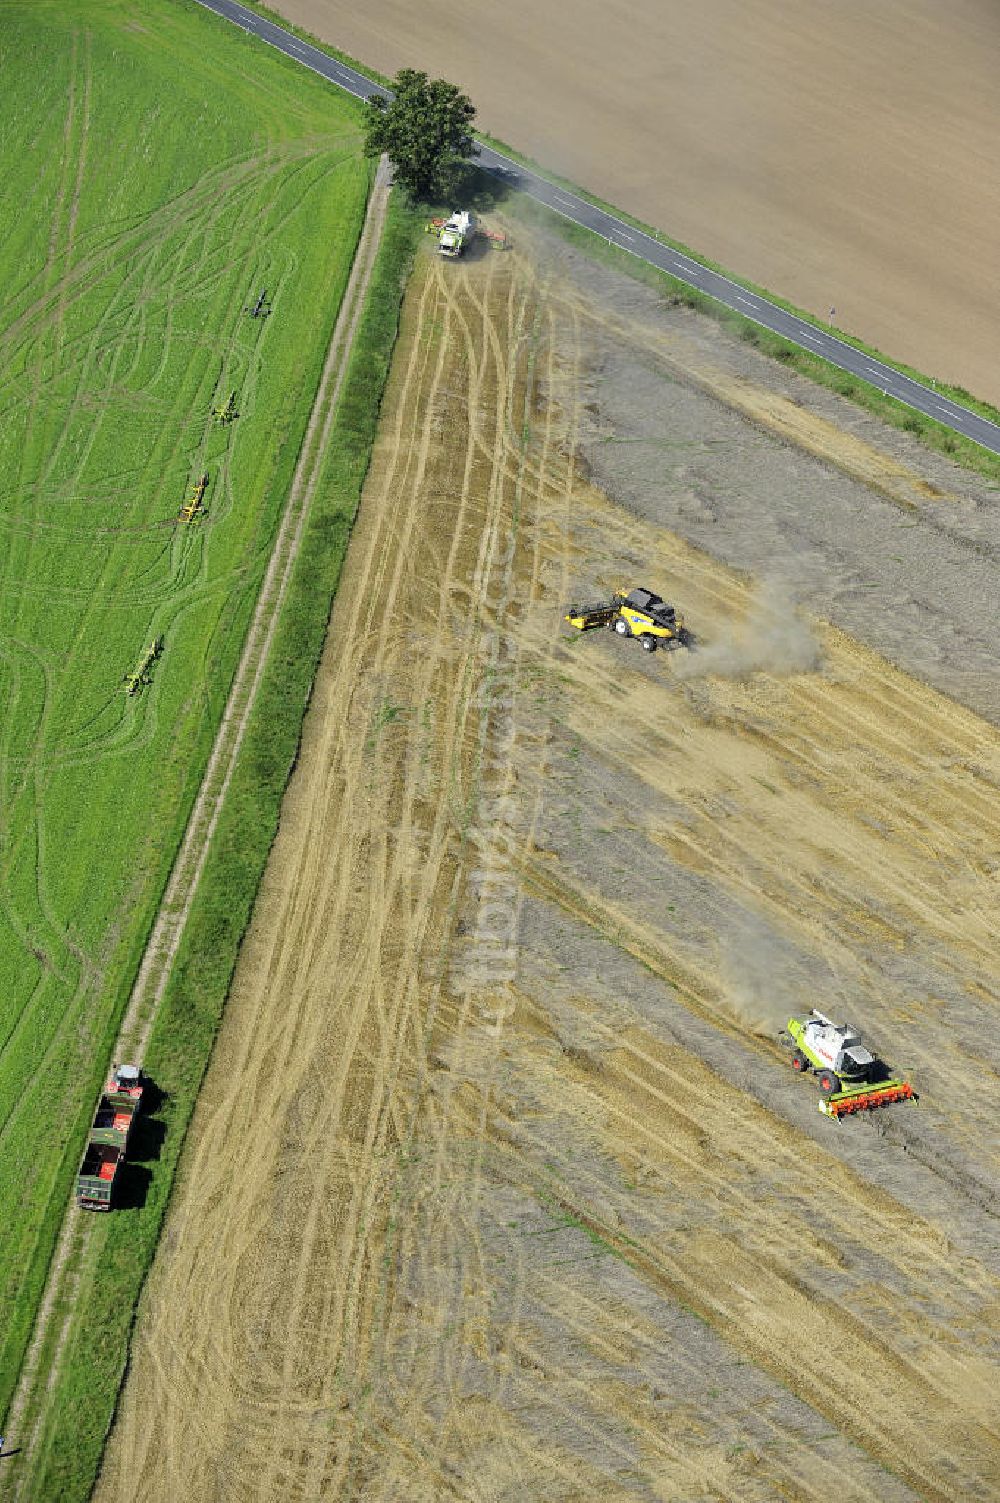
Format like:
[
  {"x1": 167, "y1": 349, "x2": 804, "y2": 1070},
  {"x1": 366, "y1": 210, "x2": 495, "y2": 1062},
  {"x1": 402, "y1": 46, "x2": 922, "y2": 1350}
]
[
  {"x1": 273, "y1": 0, "x2": 1000, "y2": 407},
  {"x1": 99, "y1": 243, "x2": 1000, "y2": 1500}
]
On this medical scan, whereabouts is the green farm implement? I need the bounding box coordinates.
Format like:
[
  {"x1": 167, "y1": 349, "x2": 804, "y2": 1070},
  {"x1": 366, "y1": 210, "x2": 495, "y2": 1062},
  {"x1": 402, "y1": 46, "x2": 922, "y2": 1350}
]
[
  {"x1": 124, "y1": 637, "x2": 162, "y2": 696},
  {"x1": 212, "y1": 389, "x2": 238, "y2": 424}
]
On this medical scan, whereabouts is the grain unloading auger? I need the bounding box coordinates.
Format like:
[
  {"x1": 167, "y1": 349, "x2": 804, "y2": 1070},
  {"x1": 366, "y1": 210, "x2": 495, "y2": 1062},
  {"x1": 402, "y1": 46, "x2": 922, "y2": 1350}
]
[{"x1": 780, "y1": 1010, "x2": 914, "y2": 1119}]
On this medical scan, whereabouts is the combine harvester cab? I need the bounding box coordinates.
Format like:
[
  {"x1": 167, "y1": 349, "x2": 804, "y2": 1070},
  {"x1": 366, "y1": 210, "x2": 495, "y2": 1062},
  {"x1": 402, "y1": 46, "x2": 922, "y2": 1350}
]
[
  {"x1": 781, "y1": 1011, "x2": 914, "y2": 1120},
  {"x1": 613, "y1": 588, "x2": 689, "y2": 651},
  {"x1": 76, "y1": 1064, "x2": 144, "y2": 1210},
  {"x1": 438, "y1": 210, "x2": 476, "y2": 258}
]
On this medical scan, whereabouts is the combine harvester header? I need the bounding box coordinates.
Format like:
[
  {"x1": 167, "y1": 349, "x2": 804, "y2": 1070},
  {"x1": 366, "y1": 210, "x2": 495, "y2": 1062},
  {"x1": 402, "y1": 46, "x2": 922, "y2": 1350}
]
[{"x1": 781, "y1": 1010, "x2": 914, "y2": 1120}]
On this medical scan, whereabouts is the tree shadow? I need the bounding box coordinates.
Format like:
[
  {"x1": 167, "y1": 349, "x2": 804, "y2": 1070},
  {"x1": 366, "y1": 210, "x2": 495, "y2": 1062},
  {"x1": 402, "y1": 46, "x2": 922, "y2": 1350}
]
[
  {"x1": 130, "y1": 1079, "x2": 167, "y2": 1163},
  {"x1": 452, "y1": 159, "x2": 516, "y2": 213},
  {"x1": 403, "y1": 160, "x2": 517, "y2": 217},
  {"x1": 138, "y1": 1075, "x2": 166, "y2": 1115},
  {"x1": 114, "y1": 1079, "x2": 168, "y2": 1210},
  {"x1": 129, "y1": 1111, "x2": 167, "y2": 1166}
]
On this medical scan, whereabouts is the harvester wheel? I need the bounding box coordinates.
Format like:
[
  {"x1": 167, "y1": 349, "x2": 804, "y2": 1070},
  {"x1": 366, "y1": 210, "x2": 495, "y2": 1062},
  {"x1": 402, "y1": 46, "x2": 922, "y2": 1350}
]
[
  {"x1": 640, "y1": 635, "x2": 657, "y2": 653},
  {"x1": 614, "y1": 618, "x2": 631, "y2": 637},
  {"x1": 818, "y1": 1070, "x2": 840, "y2": 1095},
  {"x1": 791, "y1": 1051, "x2": 808, "y2": 1073}
]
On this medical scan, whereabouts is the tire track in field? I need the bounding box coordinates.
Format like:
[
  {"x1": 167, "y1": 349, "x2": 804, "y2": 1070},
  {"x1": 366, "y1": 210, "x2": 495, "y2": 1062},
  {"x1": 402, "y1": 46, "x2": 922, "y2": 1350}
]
[
  {"x1": 346, "y1": 259, "x2": 571, "y2": 1503},
  {"x1": 96, "y1": 242, "x2": 564, "y2": 1502},
  {"x1": 522, "y1": 557, "x2": 1000, "y2": 1172},
  {"x1": 0, "y1": 143, "x2": 306, "y2": 377},
  {"x1": 0, "y1": 145, "x2": 282, "y2": 1090},
  {"x1": 99, "y1": 236, "x2": 1000, "y2": 1503},
  {"x1": 1, "y1": 139, "x2": 326, "y2": 957},
  {"x1": 379, "y1": 261, "x2": 592, "y2": 1496},
  {"x1": 3, "y1": 161, "x2": 393, "y2": 1503},
  {"x1": 478, "y1": 1019, "x2": 1000, "y2": 1499},
  {"x1": 264, "y1": 245, "x2": 544, "y2": 1500},
  {"x1": 546, "y1": 274, "x2": 963, "y2": 517},
  {"x1": 0, "y1": 37, "x2": 93, "y2": 1046}
]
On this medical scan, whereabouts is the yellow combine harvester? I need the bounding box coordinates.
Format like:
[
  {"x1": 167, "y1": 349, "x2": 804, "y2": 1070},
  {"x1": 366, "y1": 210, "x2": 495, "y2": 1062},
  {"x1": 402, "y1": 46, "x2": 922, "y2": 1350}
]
[{"x1": 564, "y1": 588, "x2": 691, "y2": 653}]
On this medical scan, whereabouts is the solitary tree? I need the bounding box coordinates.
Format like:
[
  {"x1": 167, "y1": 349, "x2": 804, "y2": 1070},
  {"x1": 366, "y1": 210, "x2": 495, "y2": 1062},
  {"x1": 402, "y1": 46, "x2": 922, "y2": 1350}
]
[{"x1": 364, "y1": 69, "x2": 477, "y2": 201}]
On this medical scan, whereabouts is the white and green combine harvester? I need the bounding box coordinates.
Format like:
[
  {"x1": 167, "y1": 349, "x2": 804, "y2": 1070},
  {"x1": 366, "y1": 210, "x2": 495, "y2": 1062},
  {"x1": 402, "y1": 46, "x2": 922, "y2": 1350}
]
[
  {"x1": 781, "y1": 1010, "x2": 914, "y2": 1119},
  {"x1": 438, "y1": 210, "x2": 476, "y2": 258}
]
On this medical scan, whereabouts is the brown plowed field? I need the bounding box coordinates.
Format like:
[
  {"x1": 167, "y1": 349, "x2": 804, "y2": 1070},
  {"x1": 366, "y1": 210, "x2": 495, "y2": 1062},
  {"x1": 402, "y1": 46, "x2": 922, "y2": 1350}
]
[
  {"x1": 274, "y1": 0, "x2": 1000, "y2": 406},
  {"x1": 98, "y1": 243, "x2": 1000, "y2": 1501}
]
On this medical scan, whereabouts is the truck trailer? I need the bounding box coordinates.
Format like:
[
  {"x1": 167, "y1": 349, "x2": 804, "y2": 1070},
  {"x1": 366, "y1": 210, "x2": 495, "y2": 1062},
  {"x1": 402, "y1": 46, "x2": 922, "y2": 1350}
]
[{"x1": 76, "y1": 1064, "x2": 144, "y2": 1210}]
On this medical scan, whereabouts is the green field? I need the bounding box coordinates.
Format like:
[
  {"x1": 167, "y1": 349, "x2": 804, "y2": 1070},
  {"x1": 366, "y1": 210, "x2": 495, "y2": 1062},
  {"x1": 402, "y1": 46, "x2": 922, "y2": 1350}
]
[{"x1": 0, "y1": 0, "x2": 369, "y2": 1422}]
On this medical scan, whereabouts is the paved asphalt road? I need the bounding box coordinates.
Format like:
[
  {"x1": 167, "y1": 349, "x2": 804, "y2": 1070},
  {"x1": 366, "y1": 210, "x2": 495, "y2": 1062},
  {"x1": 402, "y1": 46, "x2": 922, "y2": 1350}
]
[{"x1": 198, "y1": 0, "x2": 1000, "y2": 459}]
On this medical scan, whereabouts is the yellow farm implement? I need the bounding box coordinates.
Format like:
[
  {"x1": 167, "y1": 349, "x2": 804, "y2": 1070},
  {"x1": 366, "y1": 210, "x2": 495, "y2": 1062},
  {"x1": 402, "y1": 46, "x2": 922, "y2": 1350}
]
[
  {"x1": 179, "y1": 472, "x2": 208, "y2": 523},
  {"x1": 212, "y1": 390, "x2": 238, "y2": 424},
  {"x1": 124, "y1": 637, "x2": 162, "y2": 696}
]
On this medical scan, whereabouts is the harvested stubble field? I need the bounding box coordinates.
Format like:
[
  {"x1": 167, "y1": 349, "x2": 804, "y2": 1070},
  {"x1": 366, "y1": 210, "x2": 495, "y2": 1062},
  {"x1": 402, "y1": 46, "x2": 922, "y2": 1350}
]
[
  {"x1": 0, "y1": 0, "x2": 367, "y2": 1447},
  {"x1": 100, "y1": 234, "x2": 1000, "y2": 1500}
]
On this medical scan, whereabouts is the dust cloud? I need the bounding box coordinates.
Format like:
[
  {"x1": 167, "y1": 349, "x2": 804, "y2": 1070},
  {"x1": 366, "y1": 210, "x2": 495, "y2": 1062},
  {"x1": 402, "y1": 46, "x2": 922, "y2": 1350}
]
[
  {"x1": 679, "y1": 579, "x2": 818, "y2": 678},
  {"x1": 717, "y1": 914, "x2": 802, "y2": 1038}
]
